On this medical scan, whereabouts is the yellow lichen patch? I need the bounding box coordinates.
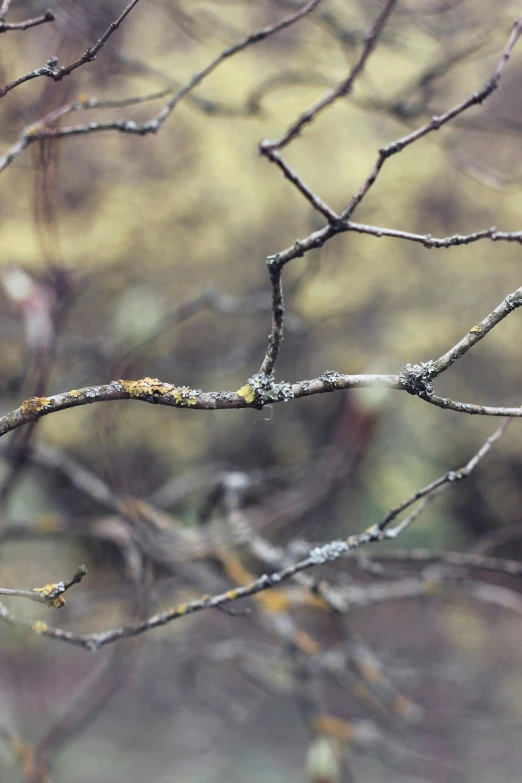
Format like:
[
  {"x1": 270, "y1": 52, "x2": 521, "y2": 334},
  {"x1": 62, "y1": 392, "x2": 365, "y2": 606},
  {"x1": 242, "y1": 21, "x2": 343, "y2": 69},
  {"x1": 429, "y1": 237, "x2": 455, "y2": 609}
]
[
  {"x1": 35, "y1": 513, "x2": 61, "y2": 532},
  {"x1": 391, "y1": 694, "x2": 416, "y2": 716},
  {"x1": 353, "y1": 682, "x2": 387, "y2": 714},
  {"x1": 118, "y1": 496, "x2": 149, "y2": 521},
  {"x1": 32, "y1": 620, "x2": 49, "y2": 634},
  {"x1": 470, "y1": 325, "x2": 483, "y2": 334},
  {"x1": 20, "y1": 396, "x2": 52, "y2": 416},
  {"x1": 33, "y1": 583, "x2": 65, "y2": 609},
  {"x1": 301, "y1": 592, "x2": 330, "y2": 612},
  {"x1": 24, "y1": 123, "x2": 42, "y2": 137},
  {"x1": 355, "y1": 656, "x2": 382, "y2": 685},
  {"x1": 32, "y1": 582, "x2": 57, "y2": 597},
  {"x1": 422, "y1": 580, "x2": 441, "y2": 594},
  {"x1": 69, "y1": 389, "x2": 80, "y2": 398},
  {"x1": 119, "y1": 377, "x2": 174, "y2": 398},
  {"x1": 258, "y1": 589, "x2": 290, "y2": 613},
  {"x1": 313, "y1": 714, "x2": 354, "y2": 742},
  {"x1": 292, "y1": 629, "x2": 320, "y2": 655},
  {"x1": 173, "y1": 603, "x2": 189, "y2": 616},
  {"x1": 76, "y1": 93, "x2": 89, "y2": 104},
  {"x1": 237, "y1": 384, "x2": 255, "y2": 403},
  {"x1": 170, "y1": 387, "x2": 198, "y2": 406},
  {"x1": 220, "y1": 552, "x2": 253, "y2": 586}
]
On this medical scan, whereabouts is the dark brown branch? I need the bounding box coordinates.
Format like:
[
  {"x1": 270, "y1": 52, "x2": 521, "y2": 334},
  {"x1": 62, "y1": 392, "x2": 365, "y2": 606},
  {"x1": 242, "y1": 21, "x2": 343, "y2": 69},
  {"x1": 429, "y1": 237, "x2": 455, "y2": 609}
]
[{"x1": 259, "y1": 260, "x2": 285, "y2": 375}]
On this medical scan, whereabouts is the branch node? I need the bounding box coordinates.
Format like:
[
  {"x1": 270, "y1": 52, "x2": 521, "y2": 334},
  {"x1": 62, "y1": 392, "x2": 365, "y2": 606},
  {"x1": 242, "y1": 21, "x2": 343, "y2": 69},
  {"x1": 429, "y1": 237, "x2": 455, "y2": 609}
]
[
  {"x1": 505, "y1": 289, "x2": 522, "y2": 311},
  {"x1": 399, "y1": 361, "x2": 436, "y2": 398},
  {"x1": 237, "y1": 372, "x2": 294, "y2": 406}
]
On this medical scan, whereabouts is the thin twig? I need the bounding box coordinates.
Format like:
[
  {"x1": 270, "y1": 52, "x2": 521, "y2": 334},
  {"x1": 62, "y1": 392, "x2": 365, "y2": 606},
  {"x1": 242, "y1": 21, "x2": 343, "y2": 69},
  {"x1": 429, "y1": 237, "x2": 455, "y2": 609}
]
[
  {"x1": 341, "y1": 15, "x2": 522, "y2": 220},
  {"x1": 383, "y1": 420, "x2": 510, "y2": 538},
  {"x1": 357, "y1": 548, "x2": 522, "y2": 578},
  {"x1": 0, "y1": 10, "x2": 54, "y2": 33},
  {"x1": 344, "y1": 222, "x2": 522, "y2": 249},
  {"x1": 431, "y1": 287, "x2": 522, "y2": 376},
  {"x1": 0, "y1": 565, "x2": 87, "y2": 607},
  {"x1": 0, "y1": 0, "x2": 142, "y2": 98},
  {"x1": 261, "y1": 0, "x2": 398, "y2": 151},
  {"x1": 0, "y1": 0, "x2": 12, "y2": 22}
]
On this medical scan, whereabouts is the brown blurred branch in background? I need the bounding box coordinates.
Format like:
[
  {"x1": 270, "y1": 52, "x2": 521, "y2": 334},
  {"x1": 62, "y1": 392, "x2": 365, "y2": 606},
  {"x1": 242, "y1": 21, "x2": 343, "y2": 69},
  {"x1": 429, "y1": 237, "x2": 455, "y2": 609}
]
[{"x1": 0, "y1": 416, "x2": 509, "y2": 650}]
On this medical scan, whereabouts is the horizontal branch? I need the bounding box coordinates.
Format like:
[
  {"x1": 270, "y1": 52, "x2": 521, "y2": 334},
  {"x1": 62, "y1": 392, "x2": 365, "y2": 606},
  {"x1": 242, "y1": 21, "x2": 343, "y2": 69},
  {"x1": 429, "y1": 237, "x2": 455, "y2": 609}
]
[
  {"x1": 1, "y1": 279, "x2": 522, "y2": 438},
  {"x1": 426, "y1": 396, "x2": 522, "y2": 417},
  {"x1": 362, "y1": 548, "x2": 522, "y2": 578},
  {"x1": 345, "y1": 222, "x2": 522, "y2": 249},
  {"x1": 0, "y1": 374, "x2": 401, "y2": 438},
  {"x1": 257, "y1": 221, "x2": 522, "y2": 270}
]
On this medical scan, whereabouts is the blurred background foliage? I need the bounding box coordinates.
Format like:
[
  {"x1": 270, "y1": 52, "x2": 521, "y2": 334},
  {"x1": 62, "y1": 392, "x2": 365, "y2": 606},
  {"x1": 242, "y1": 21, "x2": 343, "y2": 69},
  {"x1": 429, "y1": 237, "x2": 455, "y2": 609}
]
[{"x1": 1, "y1": 1, "x2": 522, "y2": 781}]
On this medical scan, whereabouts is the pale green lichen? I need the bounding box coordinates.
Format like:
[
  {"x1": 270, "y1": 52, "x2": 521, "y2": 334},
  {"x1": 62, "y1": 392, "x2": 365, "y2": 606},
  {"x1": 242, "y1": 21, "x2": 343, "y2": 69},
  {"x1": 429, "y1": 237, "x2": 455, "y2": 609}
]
[{"x1": 237, "y1": 373, "x2": 294, "y2": 405}]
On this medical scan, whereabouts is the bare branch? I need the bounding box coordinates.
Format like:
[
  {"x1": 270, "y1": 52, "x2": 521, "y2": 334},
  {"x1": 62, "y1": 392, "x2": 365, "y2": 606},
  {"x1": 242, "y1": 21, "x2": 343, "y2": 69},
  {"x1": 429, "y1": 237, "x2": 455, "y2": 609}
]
[
  {"x1": 0, "y1": 0, "x2": 323, "y2": 171},
  {"x1": 258, "y1": 146, "x2": 339, "y2": 222},
  {"x1": 0, "y1": 0, "x2": 12, "y2": 22},
  {"x1": 382, "y1": 420, "x2": 510, "y2": 538},
  {"x1": 431, "y1": 287, "x2": 522, "y2": 376},
  {"x1": 2, "y1": 277, "x2": 522, "y2": 442},
  {"x1": 0, "y1": 9, "x2": 54, "y2": 33},
  {"x1": 341, "y1": 15, "x2": 522, "y2": 219},
  {"x1": 0, "y1": 0, "x2": 142, "y2": 98},
  {"x1": 358, "y1": 548, "x2": 522, "y2": 579},
  {"x1": 343, "y1": 222, "x2": 522, "y2": 249},
  {"x1": 52, "y1": 0, "x2": 142, "y2": 80},
  {"x1": 260, "y1": 0, "x2": 398, "y2": 152}
]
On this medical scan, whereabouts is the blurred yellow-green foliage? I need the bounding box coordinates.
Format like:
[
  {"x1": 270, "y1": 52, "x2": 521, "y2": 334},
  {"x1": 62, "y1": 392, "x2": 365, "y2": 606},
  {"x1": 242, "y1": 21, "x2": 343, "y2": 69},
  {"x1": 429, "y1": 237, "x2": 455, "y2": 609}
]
[{"x1": 1, "y1": 1, "x2": 522, "y2": 781}]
